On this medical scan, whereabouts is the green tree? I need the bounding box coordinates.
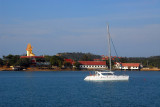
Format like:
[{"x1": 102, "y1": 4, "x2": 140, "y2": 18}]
[
  {"x1": 3, "y1": 54, "x2": 20, "y2": 66},
  {"x1": 57, "y1": 52, "x2": 101, "y2": 61},
  {"x1": 50, "y1": 56, "x2": 64, "y2": 67},
  {"x1": 58, "y1": 60, "x2": 63, "y2": 68},
  {"x1": 80, "y1": 54, "x2": 93, "y2": 61},
  {"x1": 119, "y1": 57, "x2": 128, "y2": 63},
  {"x1": 15, "y1": 58, "x2": 30, "y2": 67},
  {"x1": 44, "y1": 55, "x2": 52, "y2": 62},
  {"x1": 106, "y1": 60, "x2": 114, "y2": 69},
  {"x1": 73, "y1": 61, "x2": 81, "y2": 69},
  {"x1": 0, "y1": 58, "x2": 3, "y2": 66},
  {"x1": 64, "y1": 62, "x2": 72, "y2": 68}
]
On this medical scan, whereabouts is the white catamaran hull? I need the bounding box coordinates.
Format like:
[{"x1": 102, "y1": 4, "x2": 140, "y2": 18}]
[{"x1": 84, "y1": 75, "x2": 129, "y2": 81}]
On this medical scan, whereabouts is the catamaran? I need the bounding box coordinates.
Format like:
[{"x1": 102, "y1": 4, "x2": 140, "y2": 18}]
[{"x1": 84, "y1": 25, "x2": 129, "y2": 81}]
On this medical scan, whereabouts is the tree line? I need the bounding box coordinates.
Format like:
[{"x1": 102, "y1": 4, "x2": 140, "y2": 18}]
[
  {"x1": 0, "y1": 53, "x2": 101, "y2": 68},
  {"x1": 57, "y1": 52, "x2": 102, "y2": 61},
  {"x1": 0, "y1": 53, "x2": 160, "y2": 68},
  {"x1": 121, "y1": 56, "x2": 160, "y2": 68},
  {"x1": 0, "y1": 55, "x2": 30, "y2": 67}
]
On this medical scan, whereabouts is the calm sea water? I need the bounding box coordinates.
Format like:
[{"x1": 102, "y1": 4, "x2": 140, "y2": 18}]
[{"x1": 0, "y1": 71, "x2": 160, "y2": 107}]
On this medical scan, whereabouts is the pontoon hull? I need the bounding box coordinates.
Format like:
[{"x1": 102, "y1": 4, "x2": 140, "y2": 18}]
[{"x1": 84, "y1": 75, "x2": 129, "y2": 81}]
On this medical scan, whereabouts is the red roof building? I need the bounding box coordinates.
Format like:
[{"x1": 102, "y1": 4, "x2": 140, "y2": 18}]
[
  {"x1": 20, "y1": 56, "x2": 44, "y2": 58},
  {"x1": 79, "y1": 61, "x2": 106, "y2": 65},
  {"x1": 122, "y1": 63, "x2": 140, "y2": 67},
  {"x1": 115, "y1": 62, "x2": 142, "y2": 70},
  {"x1": 64, "y1": 59, "x2": 74, "y2": 65}
]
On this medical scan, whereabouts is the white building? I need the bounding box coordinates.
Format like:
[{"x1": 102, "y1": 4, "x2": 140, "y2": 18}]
[
  {"x1": 79, "y1": 61, "x2": 107, "y2": 69},
  {"x1": 115, "y1": 62, "x2": 142, "y2": 70}
]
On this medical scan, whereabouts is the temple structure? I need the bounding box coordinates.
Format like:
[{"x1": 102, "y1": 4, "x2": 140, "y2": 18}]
[
  {"x1": 26, "y1": 43, "x2": 35, "y2": 56},
  {"x1": 20, "y1": 43, "x2": 44, "y2": 59}
]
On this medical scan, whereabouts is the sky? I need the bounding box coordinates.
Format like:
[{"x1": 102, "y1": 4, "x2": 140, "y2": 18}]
[{"x1": 0, "y1": 0, "x2": 160, "y2": 57}]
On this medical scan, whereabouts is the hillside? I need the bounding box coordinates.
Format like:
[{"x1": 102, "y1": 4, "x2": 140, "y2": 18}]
[
  {"x1": 121, "y1": 56, "x2": 160, "y2": 68},
  {"x1": 56, "y1": 52, "x2": 102, "y2": 61}
]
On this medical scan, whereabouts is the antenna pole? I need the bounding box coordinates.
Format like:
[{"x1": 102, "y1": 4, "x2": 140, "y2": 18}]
[{"x1": 107, "y1": 24, "x2": 112, "y2": 71}]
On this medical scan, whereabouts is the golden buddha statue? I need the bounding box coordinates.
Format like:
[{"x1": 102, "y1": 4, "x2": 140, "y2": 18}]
[{"x1": 26, "y1": 43, "x2": 35, "y2": 56}]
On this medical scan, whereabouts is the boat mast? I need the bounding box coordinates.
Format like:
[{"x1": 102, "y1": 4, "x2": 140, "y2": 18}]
[{"x1": 107, "y1": 24, "x2": 112, "y2": 71}]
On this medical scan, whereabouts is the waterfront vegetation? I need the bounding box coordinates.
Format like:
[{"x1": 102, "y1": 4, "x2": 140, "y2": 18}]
[
  {"x1": 0, "y1": 53, "x2": 160, "y2": 70},
  {"x1": 57, "y1": 52, "x2": 101, "y2": 61},
  {"x1": 120, "y1": 56, "x2": 160, "y2": 68},
  {"x1": 0, "y1": 53, "x2": 102, "y2": 68}
]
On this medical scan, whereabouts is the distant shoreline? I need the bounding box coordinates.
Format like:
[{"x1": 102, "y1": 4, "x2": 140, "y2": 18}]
[{"x1": 0, "y1": 67, "x2": 160, "y2": 71}]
